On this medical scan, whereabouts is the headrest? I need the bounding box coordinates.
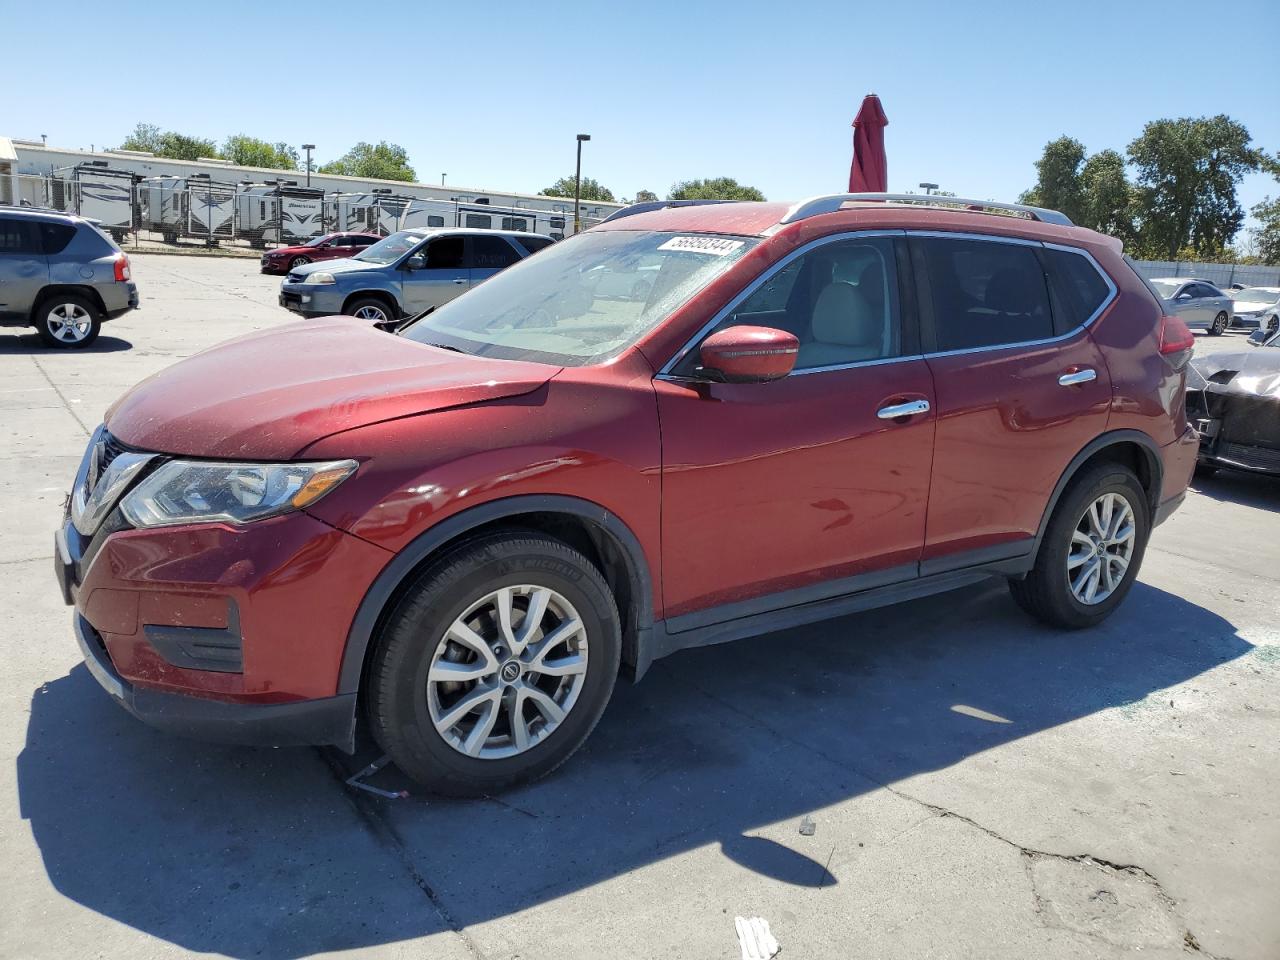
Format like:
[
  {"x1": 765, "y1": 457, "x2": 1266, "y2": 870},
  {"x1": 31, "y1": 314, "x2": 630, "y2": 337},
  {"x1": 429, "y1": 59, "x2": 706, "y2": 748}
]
[{"x1": 812, "y1": 282, "x2": 880, "y2": 347}]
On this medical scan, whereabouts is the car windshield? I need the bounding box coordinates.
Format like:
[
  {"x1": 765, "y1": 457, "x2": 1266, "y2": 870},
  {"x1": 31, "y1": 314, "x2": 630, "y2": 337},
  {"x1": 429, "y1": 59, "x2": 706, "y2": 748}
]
[
  {"x1": 354, "y1": 230, "x2": 426, "y2": 264},
  {"x1": 399, "y1": 230, "x2": 758, "y2": 366},
  {"x1": 1149, "y1": 279, "x2": 1180, "y2": 297},
  {"x1": 1233, "y1": 287, "x2": 1280, "y2": 304},
  {"x1": 303, "y1": 235, "x2": 330, "y2": 248}
]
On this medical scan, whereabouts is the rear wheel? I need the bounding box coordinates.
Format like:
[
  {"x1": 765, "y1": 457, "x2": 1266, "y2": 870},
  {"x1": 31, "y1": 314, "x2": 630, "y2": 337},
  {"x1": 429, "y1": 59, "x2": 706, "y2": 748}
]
[
  {"x1": 367, "y1": 533, "x2": 621, "y2": 796},
  {"x1": 344, "y1": 297, "x2": 396, "y2": 324},
  {"x1": 1210, "y1": 312, "x2": 1229, "y2": 336},
  {"x1": 1009, "y1": 462, "x2": 1149, "y2": 629},
  {"x1": 36, "y1": 295, "x2": 101, "y2": 349}
]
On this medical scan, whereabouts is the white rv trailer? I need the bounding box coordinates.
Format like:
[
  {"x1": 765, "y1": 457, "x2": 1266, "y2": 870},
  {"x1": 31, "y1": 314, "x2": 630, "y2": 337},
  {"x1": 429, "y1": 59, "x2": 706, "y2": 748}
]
[
  {"x1": 51, "y1": 162, "x2": 138, "y2": 240},
  {"x1": 329, "y1": 191, "x2": 412, "y2": 236},
  {"x1": 274, "y1": 184, "x2": 326, "y2": 243},
  {"x1": 138, "y1": 175, "x2": 236, "y2": 243},
  {"x1": 235, "y1": 181, "x2": 282, "y2": 246},
  {"x1": 399, "y1": 198, "x2": 569, "y2": 239}
]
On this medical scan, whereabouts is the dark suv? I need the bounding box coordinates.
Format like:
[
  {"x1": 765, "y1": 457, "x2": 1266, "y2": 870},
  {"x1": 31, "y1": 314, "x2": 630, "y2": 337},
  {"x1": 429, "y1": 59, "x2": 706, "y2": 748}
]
[
  {"x1": 0, "y1": 208, "x2": 138, "y2": 347},
  {"x1": 56, "y1": 194, "x2": 1197, "y2": 795}
]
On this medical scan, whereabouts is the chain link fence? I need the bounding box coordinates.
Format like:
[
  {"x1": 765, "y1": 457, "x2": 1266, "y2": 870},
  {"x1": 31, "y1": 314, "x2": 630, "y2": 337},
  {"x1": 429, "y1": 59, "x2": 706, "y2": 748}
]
[{"x1": 9, "y1": 170, "x2": 599, "y2": 251}]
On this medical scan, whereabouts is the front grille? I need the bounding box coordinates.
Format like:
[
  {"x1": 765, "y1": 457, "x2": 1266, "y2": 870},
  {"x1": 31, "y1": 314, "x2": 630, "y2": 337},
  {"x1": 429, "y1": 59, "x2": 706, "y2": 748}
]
[
  {"x1": 97, "y1": 431, "x2": 132, "y2": 481},
  {"x1": 287, "y1": 271, "x2": 304, "y2": 283},
  {"x1": 1220, "y1": 442, "x2": 1280, "y2": 471}
]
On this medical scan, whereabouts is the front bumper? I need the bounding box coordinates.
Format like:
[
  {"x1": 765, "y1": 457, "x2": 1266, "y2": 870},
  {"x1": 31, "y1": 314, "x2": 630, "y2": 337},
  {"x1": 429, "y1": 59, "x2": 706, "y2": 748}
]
[
  {"x1": 74, "y1": 612, "x2": 357, "y2": 747},
  {"x1": 1231, "y1": 313, "x2": 1262, "y2": 329},
  {"x1": 279, "y1": 282, "x2": 342, "y2": 316}
]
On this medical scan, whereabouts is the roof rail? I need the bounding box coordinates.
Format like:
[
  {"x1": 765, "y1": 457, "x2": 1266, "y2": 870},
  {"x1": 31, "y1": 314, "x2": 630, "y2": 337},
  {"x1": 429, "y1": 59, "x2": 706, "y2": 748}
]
[
  {"x1": 778, "y1": 193, "x2": 1074, "y2": 227},
  {"x1": 600, "y1": 198, "x2": 738, "y2": 224}
]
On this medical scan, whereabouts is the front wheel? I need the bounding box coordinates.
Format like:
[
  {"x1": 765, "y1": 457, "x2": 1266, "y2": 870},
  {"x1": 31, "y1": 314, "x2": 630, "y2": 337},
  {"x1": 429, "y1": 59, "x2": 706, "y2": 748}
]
[
  {"x1": 344, "y1": 297, "x2": 396, "y2": 324},
  {"x1": 1210, "y1": 312, "x2": 1229, "y2": 336},
  {"x1": 1009, "y1": 462, "x2": 1150, "y2": 629},
  {"x1": 289, "y1": 255, "x2": 311, "y2": 271},
  {"x1": 367, "y1": 533, "x2": 621, "y2": 796},
  {"x1": 36, "y1": 295, "x2": 102, "y2": 349}
]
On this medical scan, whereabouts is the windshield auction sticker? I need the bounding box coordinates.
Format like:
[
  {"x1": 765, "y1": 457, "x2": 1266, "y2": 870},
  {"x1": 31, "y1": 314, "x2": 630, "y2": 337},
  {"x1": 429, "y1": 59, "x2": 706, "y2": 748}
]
[{"x1": 657, "y1": 236, "x2": 746, "y2": 256}]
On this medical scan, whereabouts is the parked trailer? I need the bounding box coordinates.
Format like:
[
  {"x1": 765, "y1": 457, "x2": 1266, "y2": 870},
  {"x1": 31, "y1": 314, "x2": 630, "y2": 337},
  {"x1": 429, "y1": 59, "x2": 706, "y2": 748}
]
[
  {"x1": 399, "y1": 198, "x2": 569, "y2": 239},
  {"x1": 51, "y1": 162, "x2": 138, "y2": 241},
  {"x1": 137, "y1": 176, "x2": 185, "y2": 243},
  {"x1": 278, "y1": 185, "x2": 326, "y2": 243},
  {"x1": 235, "y1": 181, "x2": 282, "y2": 247},
  {"x1": 138, "y1": 175, "x2": 236, "y2": 243},
  {"x1": 330, "y1": 191, "x2": 413, "y2": 235}
]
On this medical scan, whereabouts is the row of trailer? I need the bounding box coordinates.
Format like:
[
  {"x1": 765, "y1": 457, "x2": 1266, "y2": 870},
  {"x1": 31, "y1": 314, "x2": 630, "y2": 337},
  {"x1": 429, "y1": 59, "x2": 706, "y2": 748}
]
[{"x1": 29, "y1": 162, "x2": 577, "y2": 247}]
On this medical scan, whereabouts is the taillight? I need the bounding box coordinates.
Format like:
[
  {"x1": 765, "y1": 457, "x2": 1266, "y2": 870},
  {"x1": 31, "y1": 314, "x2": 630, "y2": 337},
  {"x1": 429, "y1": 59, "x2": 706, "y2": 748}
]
[
  {"x1": 1158, "y1": 315, "x2": 1194, "y2": 356},
  {"x1": 113, "y1": 253, "x2": 131, "y2": 282}
]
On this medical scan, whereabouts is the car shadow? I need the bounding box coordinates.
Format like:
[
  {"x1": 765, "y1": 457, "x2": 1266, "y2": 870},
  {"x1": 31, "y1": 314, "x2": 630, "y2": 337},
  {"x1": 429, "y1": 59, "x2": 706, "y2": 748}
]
[
  {"x1": 17, "y1": 581, "x2": 1251, "y2": 958},
  {"x1": 1190, "y1": 468, "x2": 1280, "y2": 508},
  {"x1": 0, "y1": 333, "x2": 134, "y2": 353}
]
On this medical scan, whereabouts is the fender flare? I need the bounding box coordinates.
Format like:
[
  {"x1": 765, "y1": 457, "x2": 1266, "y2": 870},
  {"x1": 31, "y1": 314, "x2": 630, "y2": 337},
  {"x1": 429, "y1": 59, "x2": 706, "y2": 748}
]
[
  {"x1": 1030, "y1": 429, "x2": 1163, "y2": 556},
  {"x1": 336, "y1": 494, "x2": 656, "y2": 696}
]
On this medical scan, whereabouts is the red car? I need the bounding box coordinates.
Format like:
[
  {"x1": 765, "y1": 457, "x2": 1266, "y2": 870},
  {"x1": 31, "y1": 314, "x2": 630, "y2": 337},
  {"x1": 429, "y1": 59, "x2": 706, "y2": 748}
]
[
  {"x1": 259, "y1": 232, "x2": 382, "y2": 274},
  {"x1": 56, "y1": 194, "x2": 1198, "y2": 795}
]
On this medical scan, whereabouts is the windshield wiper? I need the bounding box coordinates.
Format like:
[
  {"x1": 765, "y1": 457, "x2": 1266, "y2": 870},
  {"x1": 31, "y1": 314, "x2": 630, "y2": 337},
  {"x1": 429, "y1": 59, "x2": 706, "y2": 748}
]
[
  {"x1": 378, "y1": 305, "x2": 436, "y2": 334},
  {"x1": 423, "y1": 342, "x2": 465, "y2": 353}
]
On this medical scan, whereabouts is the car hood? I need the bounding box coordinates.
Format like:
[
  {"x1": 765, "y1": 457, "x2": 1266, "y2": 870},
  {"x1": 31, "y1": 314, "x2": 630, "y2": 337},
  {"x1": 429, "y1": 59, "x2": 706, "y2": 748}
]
[
  {"x1": 268, "y1": 244, "x2": 313, "y2": 257},
  {"x1": 105, "y1": 316, "x2": 560, "y2": 459},
  {"x1": 1231, "y1": 299, "x2": 1276, "y2": 313},
  {"x1": 292, "y1": 257, "x2": 381, "y2": 277},
  {"x1": 1191, "y1": 348, "x2": 1280, "y2": 398}
]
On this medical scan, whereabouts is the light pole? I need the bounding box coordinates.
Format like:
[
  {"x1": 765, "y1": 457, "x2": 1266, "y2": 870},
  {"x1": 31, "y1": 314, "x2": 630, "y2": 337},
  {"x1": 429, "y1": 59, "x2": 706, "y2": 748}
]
[
  {"x1": 303, "y1": 144, "x2": 316, "y2": 187},
  {"x1": 441, "y1": 173, "x2": 447, "y2": 186},
  {"x1": 918, "y1": 181, "x2": 939, "y2": 195},
  {"x1": 574, "y1": 133, "x2": 591, "y2": 234}
]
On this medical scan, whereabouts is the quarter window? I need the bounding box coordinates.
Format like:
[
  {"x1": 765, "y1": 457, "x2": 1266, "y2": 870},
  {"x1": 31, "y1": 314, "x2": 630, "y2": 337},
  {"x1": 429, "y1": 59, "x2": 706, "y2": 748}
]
[
  {"x1": 717, "y1": 236, "x2": 902, "y2": 371},
  {"x1": 39, "y1": 222, "x2": 78, "y2": 254},
  {"x1": 921, "y1": 238, "x2": 1053, "y2": 351},
  {"x1": 1043, "y1": 248, "x2": 1111, "y2": 332}
]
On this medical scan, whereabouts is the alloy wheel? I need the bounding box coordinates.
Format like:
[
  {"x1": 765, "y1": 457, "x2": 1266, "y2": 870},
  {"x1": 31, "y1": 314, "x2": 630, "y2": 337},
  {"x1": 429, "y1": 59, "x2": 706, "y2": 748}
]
[
  {"x1": 1212, "y1": 312, "x2": 1228, "y2": 335},
  {"x1": 46, "y1": 303, "x2": 93, "y2": 343},
  {"x1": 352, "y1": 304, "x2": 390, "y2": 322},
  {"x1": 1067, "y1": 492, "x2": 1136, "y2": 605},
  {"x1": 426, "y1": 585, "x2": 589, "y2": 760}
]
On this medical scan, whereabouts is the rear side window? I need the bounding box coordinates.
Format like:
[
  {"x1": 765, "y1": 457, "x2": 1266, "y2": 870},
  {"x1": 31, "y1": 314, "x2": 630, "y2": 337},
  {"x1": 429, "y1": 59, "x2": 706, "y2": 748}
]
[
  {"x1": 514, "y1": 235, "x2": 554, "y2": 255},
  {"x1": 469, "y1": 235, "x2": 521, "y2": 269},
  {"x1": 921, "y1": 237, "x2": 1053, "y2": 351},
  {"x1": 1043, "y1": 247, "x2": 1111, "y2": 332},
  {"x1": 0, "y1": 218, "x2": 40, "y2": 254},
  {"x1": 39, "y1": 222, "x2": 78, "y2": 255}
]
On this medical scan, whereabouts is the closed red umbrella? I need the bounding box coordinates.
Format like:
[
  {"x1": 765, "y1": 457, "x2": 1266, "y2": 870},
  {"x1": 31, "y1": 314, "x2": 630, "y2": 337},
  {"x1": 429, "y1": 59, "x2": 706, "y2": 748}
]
[{"x1": 848, "y1": 93, "x2": 889, "y2": 193}]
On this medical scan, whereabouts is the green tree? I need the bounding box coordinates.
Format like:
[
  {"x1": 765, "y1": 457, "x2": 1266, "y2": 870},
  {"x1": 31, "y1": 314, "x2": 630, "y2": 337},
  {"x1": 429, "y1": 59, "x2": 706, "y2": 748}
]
[
  {"x1": 1078, "y1": 149, "x2": 1135, "y2": 240},
  {"x1": 318, "y1": 141, "x2": 416, "y2": 182},
  {"x1": 118, "y1": 122, "x2": 164, "y2": 153},
  {"x1": 1127, "y1": 115, "x2": 1262, "y2": 259},
  {"x1": 1018, "y1": 136, "x2": 1087, "y2": 223},
  {"x1": 668, "y1": 177, "x2": 765, "y2": 201},
  {"x1": 541, "y1": 176, "x2": 616, "y2": 202},
  {"x1": 634, "y1": 189, "x2": 659, "y2": 203},
  {"x1": 1250, "y1": 196, "x2": 1280, "y2": 264},
  {"x1": 221, "y1": 135, "x2": 298, "y2": 171}
]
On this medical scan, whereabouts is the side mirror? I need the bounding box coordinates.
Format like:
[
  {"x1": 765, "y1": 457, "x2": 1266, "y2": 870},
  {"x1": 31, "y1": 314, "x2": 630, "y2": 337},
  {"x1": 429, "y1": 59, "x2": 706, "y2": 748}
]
[
  {"x1": 697, "y1": 325, "x2": 798, "y2": 384},
  {"x1": 1176, "y1": 292, "x2": 1193, "y2": 300},
  {"x1": 405, "y1": 254, "x2": 426, "y2": 271}
]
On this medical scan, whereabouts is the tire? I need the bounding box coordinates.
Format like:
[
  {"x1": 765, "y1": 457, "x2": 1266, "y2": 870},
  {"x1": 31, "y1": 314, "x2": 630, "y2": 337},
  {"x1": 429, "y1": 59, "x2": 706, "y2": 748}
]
[
  {"x1": 1268, "y1": 315, "x2": 1278, "y2": 333},
  {"x1": 367, "y1": 532, "x2": 621, "y2": 796},
  {"x1": 344, "y1": 296, "x2": 396, "y2": 323},
  {"x1": 1193, "y1": 462, "x2": 1218, "y2": 479},
  {"x1": 1009, "y1": 462, "x2": 1150, "y2": 629},
  {"x1": 35, "y1": 295, "x2": 102, "y2": 349},
  {"x1": 289, "y1": 255, "x2": 311, "y2": 270},
  {"x1": 1209, "y1": 312, "x2": 1228, "y2": 336}
]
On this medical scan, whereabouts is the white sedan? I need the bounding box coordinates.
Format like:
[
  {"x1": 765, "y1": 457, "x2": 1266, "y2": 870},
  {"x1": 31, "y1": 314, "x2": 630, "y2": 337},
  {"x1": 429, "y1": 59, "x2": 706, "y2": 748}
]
[
  {"x1": 1148, "y1": 277, "x2": 1236, "y2": 336},
  {"x1": 1228, "y1": 286, "x2": 1280, "y2": 333}
]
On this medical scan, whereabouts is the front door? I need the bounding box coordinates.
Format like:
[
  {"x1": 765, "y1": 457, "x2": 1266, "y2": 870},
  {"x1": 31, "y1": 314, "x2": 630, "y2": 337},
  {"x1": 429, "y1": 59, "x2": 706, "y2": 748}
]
[
  {"x1": 656, "y1": 233, "x2": 936, "y2": 627},
  {"x1": 913, "y1": 235, "x2": 1114, "y2": 569},
  {"x1": 400, "y1": 235, "x2": 468, "y2": 312},
  {"x1": 0, "y1": 217, "x2": 48, "y2": 317}
]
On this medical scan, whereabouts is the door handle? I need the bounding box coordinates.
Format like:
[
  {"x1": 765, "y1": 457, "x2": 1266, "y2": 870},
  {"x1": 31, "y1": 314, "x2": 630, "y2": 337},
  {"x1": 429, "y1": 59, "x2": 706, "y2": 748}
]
[
  {"x1": 1058, "y1": 368, "x2": 1097, "y2": 386},
  {"x1": 876, "y1": 399, "x2": 930, "y2": 420},
  {"x1": 452, "y1": 278, "x2": 466, "y2": 284}
]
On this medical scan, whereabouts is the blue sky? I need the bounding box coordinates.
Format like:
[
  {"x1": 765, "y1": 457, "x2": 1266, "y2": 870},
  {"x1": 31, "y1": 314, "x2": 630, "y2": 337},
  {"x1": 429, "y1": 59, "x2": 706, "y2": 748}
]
[{"x1": 9, "y1": 0, "x2": 1278, "y2": 230}]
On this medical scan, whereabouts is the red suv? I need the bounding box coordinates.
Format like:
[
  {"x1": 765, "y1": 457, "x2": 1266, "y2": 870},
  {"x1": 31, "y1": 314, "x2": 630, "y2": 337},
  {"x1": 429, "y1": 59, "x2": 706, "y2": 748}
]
[
  {"x1": 55, "y1": 194, "x2": 1198, "y2": 795},
  {"x1": 259, "y1": 232, "x2": 382, "y2": 274}
]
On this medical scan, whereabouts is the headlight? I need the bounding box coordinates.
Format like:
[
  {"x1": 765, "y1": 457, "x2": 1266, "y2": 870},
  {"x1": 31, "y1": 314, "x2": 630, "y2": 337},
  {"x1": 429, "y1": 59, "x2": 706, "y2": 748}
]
[
  {"x1": 120, "y1": 459, "x2": 358, "y2": 528},
  {"x1": 304, "y1": 272, "x2": 336, "y2": 285}
]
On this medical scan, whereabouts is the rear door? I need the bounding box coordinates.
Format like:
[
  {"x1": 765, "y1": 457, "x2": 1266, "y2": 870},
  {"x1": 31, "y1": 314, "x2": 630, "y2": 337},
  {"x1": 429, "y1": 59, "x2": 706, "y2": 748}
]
[
  {"x1": 467, "y1": 234, "x2": 523, "y2": 288},
  {"x1": 399, "y1": 235, "x2": 467, "y2": 312},
  {"x1": 914, "y1": 234, "x2": 1114, "y2": 570},
  {"x1": 0, "y1": 217, "x2": 48, "y2": 318}
]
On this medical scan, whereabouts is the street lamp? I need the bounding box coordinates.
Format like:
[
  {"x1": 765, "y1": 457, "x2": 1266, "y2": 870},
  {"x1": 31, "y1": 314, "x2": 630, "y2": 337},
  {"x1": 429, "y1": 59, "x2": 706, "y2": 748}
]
[
  {"x1": 919, "y1": 181, "x2": 939, "y2": 195},
  {"x1": 303, "y1": 144, "x2": 316, "y2": 187},
  {"x1": 574, "y1": 134, "x2": 591, "y2": 234},
  {"x1": 441, "y1": 173, "x2": 447, "y2": 186}
]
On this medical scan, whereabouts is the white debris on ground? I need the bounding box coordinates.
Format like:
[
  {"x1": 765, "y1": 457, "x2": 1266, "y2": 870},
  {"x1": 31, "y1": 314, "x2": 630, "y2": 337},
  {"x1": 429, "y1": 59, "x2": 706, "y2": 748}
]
[{"x1": 734, "y1": 916, "x2": 780, "y2": 959}]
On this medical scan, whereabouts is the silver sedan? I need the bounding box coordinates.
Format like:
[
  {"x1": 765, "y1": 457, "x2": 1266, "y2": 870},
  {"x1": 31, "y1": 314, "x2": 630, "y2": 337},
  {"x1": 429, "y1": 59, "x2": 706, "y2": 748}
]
[{"x1": 1148, "y1": 277, "x2": 1235, "y2": 336}]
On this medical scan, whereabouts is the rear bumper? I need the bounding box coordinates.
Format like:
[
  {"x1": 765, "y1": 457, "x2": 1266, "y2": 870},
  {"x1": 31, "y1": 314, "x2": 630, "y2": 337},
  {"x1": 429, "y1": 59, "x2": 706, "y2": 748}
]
[
  {"x1": 102, "y1": 282, "x2": 139, "y2": 319},
  {"x1": 74, "y1": 613, "x2": 356, "y2": 748}
]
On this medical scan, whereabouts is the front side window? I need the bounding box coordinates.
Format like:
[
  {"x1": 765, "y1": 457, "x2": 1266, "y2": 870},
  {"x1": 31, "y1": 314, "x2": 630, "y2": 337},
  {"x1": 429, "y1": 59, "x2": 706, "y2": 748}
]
[
  {"x1": 709, "y1": 236, "x2": 903, "y2": 371},
  {"x1": 400, "y1": 230, "x2": 757, "y2": 365},
  {"x1": 1148, "y1": 279, "x2": 1180, "y2": 298},
  {"x1": 922, "y1": 237, "x2": 1053, "y2": 351}
]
